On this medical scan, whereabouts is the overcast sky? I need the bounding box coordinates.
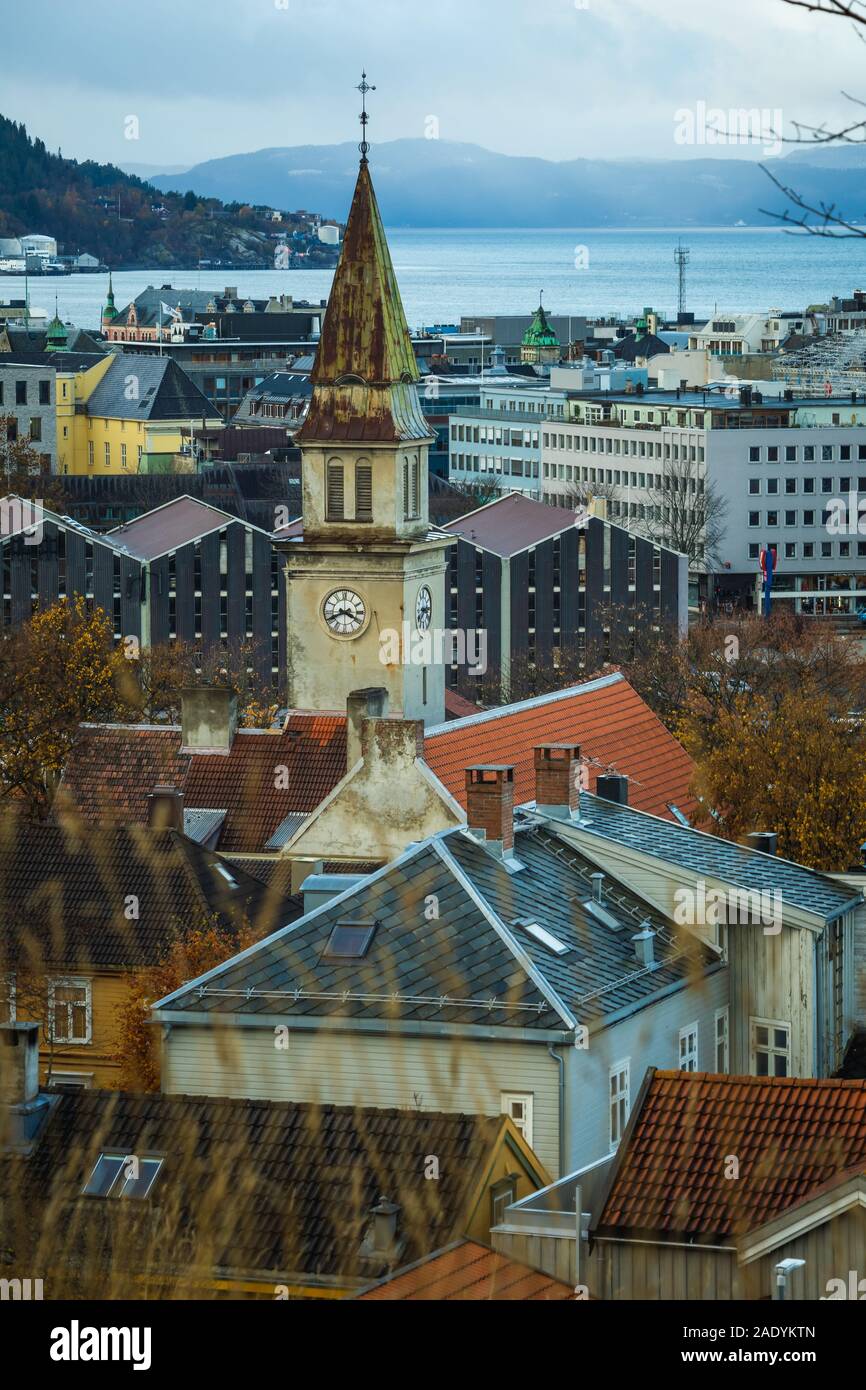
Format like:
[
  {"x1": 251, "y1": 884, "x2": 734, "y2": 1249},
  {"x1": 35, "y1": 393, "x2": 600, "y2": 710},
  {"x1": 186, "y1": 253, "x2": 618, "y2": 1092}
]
[{"x1": 4, "y1": 0, "x2": 863, "y2": 169}]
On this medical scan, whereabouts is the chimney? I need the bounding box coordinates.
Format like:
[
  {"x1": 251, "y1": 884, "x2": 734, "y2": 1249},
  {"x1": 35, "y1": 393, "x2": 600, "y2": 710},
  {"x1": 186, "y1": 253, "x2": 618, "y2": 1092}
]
[
  {"x1": 745, "y1": 831, "x2": 777, "y2": 856},
  {"x1": 0, "y1": 1022, "x2": 39, "y2": 1107},
  {"x1": 346, "y1": 688, "x2": 389, "y2": 771},
  {"x1": 358, "y1": 1194, "x2": 406, "y2": 1269},
  {"x1": 465, "y1": 766, "x2": 515, "y2": 855},
  {"x1": 180, "y1": 686, "x2": 238, "y2": 754},
  {"x1": 590, "y1": 872, "x2": 605, "y2": 903},
  {"x1": 534, "y1": 744, "x2": 581, "y2": 819},
  {"x1": 632, "y1": 924, "x2": 656, "y2": 968},
  {"x1": 596, "y1": 774, "x2": 629, "y2": 806},
  {"x1": 147, "y1": 784, "x2": 184, "y2": 832}
]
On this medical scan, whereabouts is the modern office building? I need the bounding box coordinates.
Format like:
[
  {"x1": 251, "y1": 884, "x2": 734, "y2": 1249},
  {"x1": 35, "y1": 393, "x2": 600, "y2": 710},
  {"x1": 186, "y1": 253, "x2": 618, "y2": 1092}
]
[{"x1": 541, "y1": 385, "x2": 866, "y2": 612}]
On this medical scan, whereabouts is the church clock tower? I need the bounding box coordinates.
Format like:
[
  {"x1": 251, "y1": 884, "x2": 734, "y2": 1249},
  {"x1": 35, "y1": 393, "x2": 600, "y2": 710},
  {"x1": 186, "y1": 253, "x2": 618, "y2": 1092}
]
[{"x1": 280, "y1": 77, "x2": 452, "y2": 726}]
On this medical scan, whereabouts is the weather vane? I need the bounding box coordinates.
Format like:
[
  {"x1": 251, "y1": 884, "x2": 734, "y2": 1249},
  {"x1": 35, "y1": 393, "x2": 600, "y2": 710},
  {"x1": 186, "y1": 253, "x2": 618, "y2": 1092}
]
[{"x1": 357, "y1": 71, "x2": 375, "y2": 163}]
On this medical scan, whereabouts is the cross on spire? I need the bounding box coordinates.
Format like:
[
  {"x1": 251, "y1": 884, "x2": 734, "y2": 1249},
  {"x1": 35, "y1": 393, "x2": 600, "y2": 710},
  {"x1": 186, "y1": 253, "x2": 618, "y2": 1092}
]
[{"x1": 357, "y1": 71, "x2": 376, "y2": 164}]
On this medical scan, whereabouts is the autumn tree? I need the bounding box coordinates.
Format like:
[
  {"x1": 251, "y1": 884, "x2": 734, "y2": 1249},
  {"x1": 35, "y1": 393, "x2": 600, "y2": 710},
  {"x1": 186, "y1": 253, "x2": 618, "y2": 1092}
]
[
  {"x1": 689, "y1": 689, "x2": 866, "y2": 870},
  {"x1": 0, "y1": 596, "x2": 127, "y2": 817},
  {"x1": 115, "y1": 915, "x2": 257, "y2": 1091},
  {"x1": 0, "y1": 415, "x2": 69, "y2": 511},
  {"x1": 117, "y1": 637, "x2": 280, "y2": 727}
]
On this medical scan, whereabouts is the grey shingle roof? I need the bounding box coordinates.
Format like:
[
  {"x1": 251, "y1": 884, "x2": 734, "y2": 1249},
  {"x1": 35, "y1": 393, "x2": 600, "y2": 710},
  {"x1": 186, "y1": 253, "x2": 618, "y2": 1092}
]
[
  {"x1": 157, "y1": 824, "x2": 716, "y2": 1030},
  {"x1": 85, "y1": 355, "x2": 221, "y2": 423},
  {"x1": 574, "y1": 793, "x2": 859, "y2": 922}
]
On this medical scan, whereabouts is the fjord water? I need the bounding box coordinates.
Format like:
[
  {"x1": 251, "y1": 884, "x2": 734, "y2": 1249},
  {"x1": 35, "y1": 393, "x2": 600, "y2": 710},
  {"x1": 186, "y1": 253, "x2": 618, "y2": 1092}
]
[{"x1": 11, "y1": 227, "x2": 866, "y2": 330}]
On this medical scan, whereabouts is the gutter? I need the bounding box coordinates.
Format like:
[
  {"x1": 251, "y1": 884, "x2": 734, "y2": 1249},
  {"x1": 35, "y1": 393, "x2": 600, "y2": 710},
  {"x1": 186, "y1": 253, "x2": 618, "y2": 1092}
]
[{"x1": 548, "y1": 1043, "x2": 566, "y2": 1176}]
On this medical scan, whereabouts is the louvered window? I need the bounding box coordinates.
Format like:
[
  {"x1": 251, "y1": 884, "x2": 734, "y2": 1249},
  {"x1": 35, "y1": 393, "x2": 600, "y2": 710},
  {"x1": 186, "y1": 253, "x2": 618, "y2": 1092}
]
[
  {"x1": 402, "y1": 457, "x2": 410, "y2": 519},
  {"x1": 355, "y1": 462, "x2": 372, "y2": 521},
  {"x1": 326, "y1": 462, "x2": 344, "y2": 521}
]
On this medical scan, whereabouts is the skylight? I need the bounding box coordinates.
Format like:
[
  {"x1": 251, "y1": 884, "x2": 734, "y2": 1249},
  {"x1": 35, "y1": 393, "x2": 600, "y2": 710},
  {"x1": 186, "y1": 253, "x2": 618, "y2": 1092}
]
[
  {"x1": 214, "y1": 863, "x2": 238, "y2": 888},
  {"x1": 514, "y1": 919, "x2": 571, "y2": 956},
  {"x1": 323, "y1": 921, "x2": 377, "y2": 959},
  {"x1": 82, "y1": 1154, "x2": 163, "y2": 1200}
]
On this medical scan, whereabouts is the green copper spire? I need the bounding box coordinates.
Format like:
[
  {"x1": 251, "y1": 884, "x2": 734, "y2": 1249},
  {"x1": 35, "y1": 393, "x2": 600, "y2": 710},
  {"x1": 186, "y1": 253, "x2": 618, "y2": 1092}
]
[
  {"x1": 522, "y1": 295, "x2": 559, "y2": 349},
  {"x1": 45, "y1": 297, "x2": 68, "y2": 352},
  {"x1": 102, "y1": 271, "x2": 118, "y2": 324}
]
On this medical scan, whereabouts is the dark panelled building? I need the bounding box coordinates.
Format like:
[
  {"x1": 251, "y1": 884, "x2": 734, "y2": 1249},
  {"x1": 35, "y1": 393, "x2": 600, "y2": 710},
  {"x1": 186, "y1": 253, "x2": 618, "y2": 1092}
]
[
  {"x1": 0, "y1": 497, "x2": 285, "y2": 689},
  {"x1": 442, "y1": 494, "x2": 687, "y2": 695}
]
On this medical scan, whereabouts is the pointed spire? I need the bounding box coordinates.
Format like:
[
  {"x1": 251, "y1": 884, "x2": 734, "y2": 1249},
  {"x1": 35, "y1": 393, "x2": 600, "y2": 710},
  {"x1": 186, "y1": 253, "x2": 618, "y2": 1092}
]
[{"x1": 298, "y1": 160, "x2": 429, "y2": 444}]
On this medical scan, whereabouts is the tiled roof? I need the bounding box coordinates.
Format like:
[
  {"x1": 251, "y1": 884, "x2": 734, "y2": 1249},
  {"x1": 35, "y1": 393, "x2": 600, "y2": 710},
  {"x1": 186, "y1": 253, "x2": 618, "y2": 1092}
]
[
  {"x1": 156, "y1": 824, "x2": 716, "y2": 1030},
  {"x1": 357, "y1": 1239, "x2": 573, "y2": 1300},
  {"x1": 58, "y1": 717, "x2": 348, "y2": 854},
  {"x1": 576, "y1": 792, "x2": 858, "y2": 921},
  {"x1": 9, "y1": 1093, "x2": 509, "y2": 1286},
  {"x1": 0, "y1": 820, "x2": 298, "y2": 969},
  {"x1": 425, "y1": 672, "x2": 698, "y2": 820},
  {"x1": 59, "y1": 674, "x2": 695, "y2": 850},
  {"x1": 594, "y1": 1071, "x2": 866, "y2": 1243}
]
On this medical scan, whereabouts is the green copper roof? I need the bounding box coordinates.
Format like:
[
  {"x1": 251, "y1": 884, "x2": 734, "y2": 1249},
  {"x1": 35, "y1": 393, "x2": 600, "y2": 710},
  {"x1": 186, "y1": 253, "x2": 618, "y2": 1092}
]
[
  {"x1": 103, "y1": 272, "x2": 118, "y2": 322},
  {"x1": 45, "y1": 306, "x2": 68, "y2": 351},
  {"x1": 522, "y1": 303, "x2": 559, "y2": 348}
]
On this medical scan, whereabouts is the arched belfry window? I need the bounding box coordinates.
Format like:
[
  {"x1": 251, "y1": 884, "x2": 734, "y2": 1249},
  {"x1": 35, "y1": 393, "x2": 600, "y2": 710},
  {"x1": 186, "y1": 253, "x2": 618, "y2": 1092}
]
[
  {"x1": 355, "y1": 462, "x2": 373, "y2": 522},
  {"x1": 326, "y1": 461, "x2": 345, "y2": 521}
]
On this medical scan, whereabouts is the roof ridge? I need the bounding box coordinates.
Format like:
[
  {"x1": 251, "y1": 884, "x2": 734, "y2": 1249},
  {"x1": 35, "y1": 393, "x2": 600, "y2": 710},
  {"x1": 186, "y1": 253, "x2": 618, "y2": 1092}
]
[{"x1": 424, "y1": 671, "x2": 625, "y2": 738}]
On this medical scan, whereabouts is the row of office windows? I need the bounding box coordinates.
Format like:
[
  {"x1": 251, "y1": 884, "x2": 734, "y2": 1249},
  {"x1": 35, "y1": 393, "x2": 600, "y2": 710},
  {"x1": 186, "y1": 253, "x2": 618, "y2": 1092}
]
[
  {"x1": 87, "y1": 441, "x2": 140, "y2": 468},
  {"x1": 451, "y1": 422, "x2": 541, "y2": 447},
  {"x1": 748, "y1": 539, "x2": 866, "y2": 560},
  {"x1": 0, "y1": 379, "x2": 52, "y2": 406},
  {"x1": 451, "y1": 454, "x2": 539, "y2": 478},
  {"x1": 747, "y1": 475, "x2": 866, "y2": 496},
  {"x1": 749, "y1": 442, "x2": 866, "y2": 463},
  {"x1": 545, "y1": 432, "x2": 706, "y2": 464}
]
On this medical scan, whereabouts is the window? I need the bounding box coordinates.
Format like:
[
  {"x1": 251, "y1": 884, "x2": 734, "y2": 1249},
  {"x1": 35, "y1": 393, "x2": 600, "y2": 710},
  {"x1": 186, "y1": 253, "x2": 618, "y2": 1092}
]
[
  {"x1": 48, "y1": 978, "x2": 91, "y2": 1044},
  {"x1": 326, "y1": 461, "x2": 344, "y2": 521},
  {"x1": 501, "y1": 1092, "x2": 534, "y2": 1149},
  {"x1": 751, "y1": 1018, "x2": 790, "y2": 1077},
  {"x1": 104, "y1": 442, "x2": 111, "y2": 468},
  {"x1": 355, "y1": 462, "x2": 372, "y2": 522},
  {"x1": 609, "y1": 1060, "x2": 630, "y2": 1148},
  {"x1": 29, "y1": 417, "x2": 41, "y2": 442},
  {"x1": 715, "y1": 1008, "x2": 729, "y2": 1072},
  {"x1": 39, "y1": 380, "x2": 50, "y2": 405},
  {"x1": 678, "y1": 1022, "x2": 699, "y2": 1072},
  {"x1": 490, "y1": 1177, "x2": 518, "y2": 1228},
  {"x1": 15, "y1": 380, "x2": 26, "y2": 406},
  {"x1": 47, "y1": 1072, "x2": 93, "y2": 1092},
  {"x1": 323, "y1": 921, "x2": 377, "y2": 959},
  {"x1": 82, "y1": 1153, "x2": 163, "y2": 1199}
]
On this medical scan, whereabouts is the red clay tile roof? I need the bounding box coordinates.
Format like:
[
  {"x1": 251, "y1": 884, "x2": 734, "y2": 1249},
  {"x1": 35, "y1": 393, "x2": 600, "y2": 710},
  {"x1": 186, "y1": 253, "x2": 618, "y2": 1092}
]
[
  {"x1": 357, "y1": 1240, "x2": 573, "y2": 1301},
  {"x1": 58, "y1": 674, "x2": 695, "y2": 849},
  {"x1": 426, "y1": 672, "x2": 697, "y2": 820},
  {"x1": 59, "y1": 716, "x2": 347, "y2": 854},
  {"x1": 595, "y1": 1070, "x2": 866, "y2": 1244},
  {"x1": 443, "y1": 687, "x2": 481, "y2": 720}
]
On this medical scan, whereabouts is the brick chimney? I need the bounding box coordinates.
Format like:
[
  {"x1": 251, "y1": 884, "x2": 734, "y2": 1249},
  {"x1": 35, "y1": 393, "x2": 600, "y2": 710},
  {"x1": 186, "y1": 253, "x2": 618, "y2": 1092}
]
[
  {"x1": 147, "y1": 784, "x2": 184, "y2": 832},
  {"x1": 465, "y1": 766, "x2": 515, "y2": 854},
  {"x1": 534, "y1": 744, "x2": 581, "y2": 819},
  {"x1": 180, "y1": 686, "x2": 238, "y2": 754},
  {"x1": 346, "y1": 688, "x2": 389, "y2": 771}
]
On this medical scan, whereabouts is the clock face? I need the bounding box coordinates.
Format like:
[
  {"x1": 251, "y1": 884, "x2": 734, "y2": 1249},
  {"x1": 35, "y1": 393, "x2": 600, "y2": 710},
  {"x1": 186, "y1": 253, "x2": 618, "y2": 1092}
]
[
  {"x1": 323, "y1": 588, "x2": 367, "y2": 637},
  {"x1": 416, "y1": 586, "x2": 433, "y2": 631}
]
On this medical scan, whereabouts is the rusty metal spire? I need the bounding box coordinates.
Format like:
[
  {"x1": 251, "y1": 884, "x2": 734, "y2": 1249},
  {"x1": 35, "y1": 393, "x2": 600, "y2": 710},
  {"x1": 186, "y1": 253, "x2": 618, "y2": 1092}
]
[{"x1": 357, "y1": 71, "x2": 375, "y2": 165}]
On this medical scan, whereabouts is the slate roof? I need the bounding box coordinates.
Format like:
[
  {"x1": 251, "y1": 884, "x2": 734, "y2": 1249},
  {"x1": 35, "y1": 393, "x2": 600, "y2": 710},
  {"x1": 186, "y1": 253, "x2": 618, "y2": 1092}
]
[
  {"x1": 85, "y1": 355, "x2": 221, "y2": 423},
  {"x1": 6, "y1": 1092, "x2": 511, "y2": 1287},
  {"x1": 0, "y1": 819, "x2": 298, "y2": 970},
  {"x1": 357, "y1": 1239, "x2": 573, "y2": 1300},
  {"x1": 575, "y1": 791, "x2": 858, "y2": 922},
  {"x1": 58, "y1": 716, "x2": 347, "y2": 854},
  {"x1": 155, "y1": 823, "x2": 716, "y2": 1031},
  {"x1": 594, "y1": 1070, "x2": 866, "y2": 1243},
  {"x1": 425, "y1": 672, "x2": 698, "y2": 820},
  {"x1": 443, "y1": 492, "x2": 587, "y2": 558}
]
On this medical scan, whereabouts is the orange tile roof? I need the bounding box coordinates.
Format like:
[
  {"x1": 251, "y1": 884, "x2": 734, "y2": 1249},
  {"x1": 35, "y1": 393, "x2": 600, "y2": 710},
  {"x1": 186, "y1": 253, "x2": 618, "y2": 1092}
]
[
  {"x1": 425, "y1": 672, "x2": 697, "y2": 820},
  {"x1": 595, "y1": 1070, "x2": 866, "y2": 1243},
  {"x1": 357, "y1": 1240, "x2": 573, "y2": 1301}
]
